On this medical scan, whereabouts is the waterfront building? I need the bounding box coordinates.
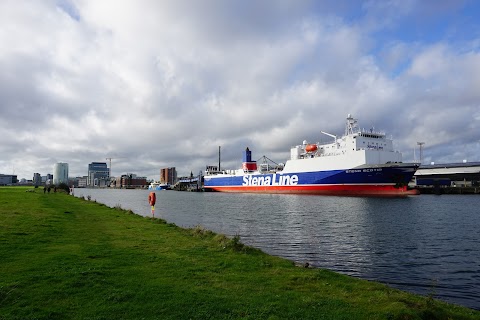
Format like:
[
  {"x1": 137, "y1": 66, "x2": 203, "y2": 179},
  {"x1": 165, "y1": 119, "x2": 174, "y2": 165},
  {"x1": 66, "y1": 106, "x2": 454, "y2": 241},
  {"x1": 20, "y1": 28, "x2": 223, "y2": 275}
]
[
  {"x1": 0, "y1": 174, "x2": 18, "y2": 185},
  {"x1": 160, "y1": 167, "x2": 177, "y2": 185},
  {"x1": 119, "y1": 174, "x2": 147, "y2": 188},
  {"x1": 413, "y1": 162, "x2": 480, "y2": 187},
  {"x1": 77, "y1": 176, "x2": 88, "y2": 188},
  {"x1": 53, "y1": 163, "x2": 69, "y2": 185},
  {"x1": 87, "y1": 162, "x2": 110, "y2": 187}
]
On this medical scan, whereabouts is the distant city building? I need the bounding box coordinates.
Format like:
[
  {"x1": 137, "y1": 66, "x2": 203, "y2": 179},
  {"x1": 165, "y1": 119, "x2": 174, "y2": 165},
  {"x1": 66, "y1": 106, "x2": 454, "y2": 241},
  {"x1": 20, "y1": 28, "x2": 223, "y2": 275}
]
[
  {"x1": 66, "y1": 177, "x2": 78, "y2": 188},
  {"x1": 160, "y1": 167, "x2": 177, "y2": 185},
  {"x1": 53, "y1": 163, "x2": 69, "y2": 185},
  {"x1": 87, "y1": 162, "x2": 109, "y2": 187},
  {"x1": 42, "y1": 174, "x2": 53, "y2": 185},
  {"x1": 0, "y1": 174, "x2": 18, "y2": 185},
  {"x1": 77, "y1": 176, "x2": 88, "y2": 188},
  {"x1": 33, "y1": 173, "x2": 42, "y2": 186},
  {"x1": 119, "y1": 174, "x2": 147, "y2": 188}
]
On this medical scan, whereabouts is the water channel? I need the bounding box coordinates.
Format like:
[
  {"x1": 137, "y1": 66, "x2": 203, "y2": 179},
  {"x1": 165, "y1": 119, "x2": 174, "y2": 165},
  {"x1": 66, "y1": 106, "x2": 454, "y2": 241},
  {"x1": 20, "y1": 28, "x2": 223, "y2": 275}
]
[{"x1": 74, "y1": 189, "x2": 480, "y2": 310}]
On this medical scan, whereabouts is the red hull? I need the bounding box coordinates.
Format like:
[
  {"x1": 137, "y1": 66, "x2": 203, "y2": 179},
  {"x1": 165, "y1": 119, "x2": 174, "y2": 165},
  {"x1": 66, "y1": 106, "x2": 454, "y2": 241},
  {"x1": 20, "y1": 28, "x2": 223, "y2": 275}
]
[{"x1": 205, "y1": 184, "x2": 419, "y2": 196}]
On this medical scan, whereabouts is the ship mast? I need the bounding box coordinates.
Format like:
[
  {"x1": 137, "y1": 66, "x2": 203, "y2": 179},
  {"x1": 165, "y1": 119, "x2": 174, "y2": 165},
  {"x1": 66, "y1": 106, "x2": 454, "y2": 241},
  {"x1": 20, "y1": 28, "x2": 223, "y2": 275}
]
[{"x1": 345, "y1": 114, "x2": 357, "y2": 136}]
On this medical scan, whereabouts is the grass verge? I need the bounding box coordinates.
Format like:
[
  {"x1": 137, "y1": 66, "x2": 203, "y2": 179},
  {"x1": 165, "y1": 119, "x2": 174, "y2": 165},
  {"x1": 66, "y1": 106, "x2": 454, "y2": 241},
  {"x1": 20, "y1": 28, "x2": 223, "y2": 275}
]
[{"x1": 1, "y1": 187, "x2": 478, "y2": 319}]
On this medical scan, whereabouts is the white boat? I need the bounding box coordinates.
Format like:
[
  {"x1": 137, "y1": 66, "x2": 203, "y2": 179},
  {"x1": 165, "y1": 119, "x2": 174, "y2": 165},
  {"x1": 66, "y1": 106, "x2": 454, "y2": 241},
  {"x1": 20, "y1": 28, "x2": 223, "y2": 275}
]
[{"x1": 148, "y1": 181, "x2": 169, "y2": 190}]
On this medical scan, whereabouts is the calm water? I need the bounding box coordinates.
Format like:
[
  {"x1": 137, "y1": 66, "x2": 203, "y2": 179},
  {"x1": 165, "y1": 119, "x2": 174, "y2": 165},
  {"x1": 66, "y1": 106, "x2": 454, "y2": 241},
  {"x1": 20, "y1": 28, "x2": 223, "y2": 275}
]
[{"x1": 74, "y1": 189, "x2": 480, "y2": 310}]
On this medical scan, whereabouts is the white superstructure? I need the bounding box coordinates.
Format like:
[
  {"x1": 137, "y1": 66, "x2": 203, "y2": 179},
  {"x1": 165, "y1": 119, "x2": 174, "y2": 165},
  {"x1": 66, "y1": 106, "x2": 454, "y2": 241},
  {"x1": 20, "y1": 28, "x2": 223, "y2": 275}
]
[{"x1": 283, "y1": 114, "x2": 402, "y2": 173}]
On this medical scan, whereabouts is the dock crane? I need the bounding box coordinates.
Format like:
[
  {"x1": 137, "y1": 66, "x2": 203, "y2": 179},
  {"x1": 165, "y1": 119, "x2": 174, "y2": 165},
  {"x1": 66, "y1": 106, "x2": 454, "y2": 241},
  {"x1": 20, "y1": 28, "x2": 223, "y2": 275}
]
[{"x1": 105, "y1": 157, "x2": 126, "y2": 177}]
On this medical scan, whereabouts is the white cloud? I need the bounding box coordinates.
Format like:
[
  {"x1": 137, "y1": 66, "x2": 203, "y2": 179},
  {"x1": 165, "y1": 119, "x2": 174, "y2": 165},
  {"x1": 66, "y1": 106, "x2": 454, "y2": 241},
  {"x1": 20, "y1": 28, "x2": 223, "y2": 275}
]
[{"x1": 1, "y1": 0, "x2": 479, "y2": 179}]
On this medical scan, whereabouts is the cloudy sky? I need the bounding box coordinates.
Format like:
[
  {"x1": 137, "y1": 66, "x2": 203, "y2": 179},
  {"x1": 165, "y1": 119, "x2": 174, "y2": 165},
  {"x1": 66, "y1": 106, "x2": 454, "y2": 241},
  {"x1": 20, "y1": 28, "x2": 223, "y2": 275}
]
[{"x1": 1, "y1": 0, "x2": 480, "y2": 180}]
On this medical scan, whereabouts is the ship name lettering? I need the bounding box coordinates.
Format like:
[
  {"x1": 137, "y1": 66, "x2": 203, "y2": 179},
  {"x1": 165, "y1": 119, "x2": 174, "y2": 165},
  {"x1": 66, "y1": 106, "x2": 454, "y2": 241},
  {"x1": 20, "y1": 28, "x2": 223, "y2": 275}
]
[
  {"x1": 242, "y1": 174, "x2": 299, "y2": 186},
  {"x1": 346, "y1": 168, "x2": 382, "y2": 173},
  {"x1": 362, "y1": 168, "x2": 383, "y2": 172}
]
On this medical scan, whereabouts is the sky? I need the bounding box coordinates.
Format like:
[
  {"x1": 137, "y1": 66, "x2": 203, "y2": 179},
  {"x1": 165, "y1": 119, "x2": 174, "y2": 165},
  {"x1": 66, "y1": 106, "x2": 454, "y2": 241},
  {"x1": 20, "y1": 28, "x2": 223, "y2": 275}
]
[{"x1": 1, "y1": 0, "x2": 480, "y2": 180}]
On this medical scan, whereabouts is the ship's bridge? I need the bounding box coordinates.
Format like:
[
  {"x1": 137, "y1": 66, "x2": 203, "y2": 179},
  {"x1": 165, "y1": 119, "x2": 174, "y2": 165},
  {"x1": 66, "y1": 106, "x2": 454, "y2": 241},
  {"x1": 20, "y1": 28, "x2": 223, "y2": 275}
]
[{"x1": 349, "y1": 130, "x2": 393, "y2": 152}]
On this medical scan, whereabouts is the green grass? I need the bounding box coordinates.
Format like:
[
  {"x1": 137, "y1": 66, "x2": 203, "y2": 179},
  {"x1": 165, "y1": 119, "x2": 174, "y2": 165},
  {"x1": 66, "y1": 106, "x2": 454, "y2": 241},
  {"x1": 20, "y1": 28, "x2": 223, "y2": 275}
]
[{"x1": 0, "y1": 187, "x2": 478, "y2": 320}]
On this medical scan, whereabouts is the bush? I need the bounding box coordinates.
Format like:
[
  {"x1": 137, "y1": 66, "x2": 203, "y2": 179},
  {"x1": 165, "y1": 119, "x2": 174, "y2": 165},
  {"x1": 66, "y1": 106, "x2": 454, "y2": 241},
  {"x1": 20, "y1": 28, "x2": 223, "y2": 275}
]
[{"x1": 57, "y1": 183, "x2": 71, "y2": 193}]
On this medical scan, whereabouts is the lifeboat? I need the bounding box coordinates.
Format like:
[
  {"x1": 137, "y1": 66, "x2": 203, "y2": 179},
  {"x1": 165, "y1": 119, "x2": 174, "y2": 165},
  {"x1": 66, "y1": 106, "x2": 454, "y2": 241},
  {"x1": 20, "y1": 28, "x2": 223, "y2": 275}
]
[{"x1": 305, "y1": 144, "x2": 318, "y2": 152}]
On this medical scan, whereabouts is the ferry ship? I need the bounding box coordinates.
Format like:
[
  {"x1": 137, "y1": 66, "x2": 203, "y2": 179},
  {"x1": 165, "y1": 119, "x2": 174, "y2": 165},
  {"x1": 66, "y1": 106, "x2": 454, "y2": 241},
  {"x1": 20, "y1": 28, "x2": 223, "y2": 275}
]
[{"x1": 203, "y1": 115, "x2": 419, "y2": 196}]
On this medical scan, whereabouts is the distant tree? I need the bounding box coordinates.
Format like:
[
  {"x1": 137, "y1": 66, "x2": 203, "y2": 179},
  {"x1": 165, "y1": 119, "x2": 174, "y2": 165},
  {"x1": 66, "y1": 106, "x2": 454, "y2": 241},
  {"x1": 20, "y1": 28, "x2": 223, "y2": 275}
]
[{"x1": 57, "y1": 182, "x2": 70, "y2": 193}]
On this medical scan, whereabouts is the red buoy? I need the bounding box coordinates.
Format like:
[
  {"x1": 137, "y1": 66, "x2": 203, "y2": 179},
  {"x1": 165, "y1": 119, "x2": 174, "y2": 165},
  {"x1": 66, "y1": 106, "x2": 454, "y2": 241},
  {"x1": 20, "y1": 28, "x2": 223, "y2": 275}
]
[{"x1": 148, "y1": 192, "x2": 156, "y2": 206}]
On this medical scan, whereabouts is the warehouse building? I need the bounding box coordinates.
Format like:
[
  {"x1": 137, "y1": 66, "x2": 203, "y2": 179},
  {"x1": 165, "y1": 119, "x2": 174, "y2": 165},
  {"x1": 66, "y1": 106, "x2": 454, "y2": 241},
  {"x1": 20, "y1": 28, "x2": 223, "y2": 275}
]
[{"x1": 413, "y1": 162, "x2": 480, "y2": 187}]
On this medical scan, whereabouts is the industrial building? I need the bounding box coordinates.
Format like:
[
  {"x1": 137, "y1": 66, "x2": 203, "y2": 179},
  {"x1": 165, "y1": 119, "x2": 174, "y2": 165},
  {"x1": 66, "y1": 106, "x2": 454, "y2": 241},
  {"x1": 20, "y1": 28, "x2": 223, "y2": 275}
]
[
  {"x1": 115, "y1": 174, "x2": 148, "y2": 188},
  {"x1": 413, "y1": 162, "x2": 480, "y2": 190}
]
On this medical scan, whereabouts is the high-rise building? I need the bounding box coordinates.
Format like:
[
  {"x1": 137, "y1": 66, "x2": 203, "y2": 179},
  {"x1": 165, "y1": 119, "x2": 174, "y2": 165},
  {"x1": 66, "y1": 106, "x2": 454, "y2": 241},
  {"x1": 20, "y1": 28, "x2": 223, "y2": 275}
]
[
  {"x1": 87, "y1": 162, "x2": 109, "y2": 187},
  {"x1": 160, "y1": 167, "x2": 177, "y2": 185},
  {"x1": 53, "y1": 163, "x2": 69, "y2": 185},
  {"x1": 33, "y1": 173, "x2": 42, "y2": 186}
]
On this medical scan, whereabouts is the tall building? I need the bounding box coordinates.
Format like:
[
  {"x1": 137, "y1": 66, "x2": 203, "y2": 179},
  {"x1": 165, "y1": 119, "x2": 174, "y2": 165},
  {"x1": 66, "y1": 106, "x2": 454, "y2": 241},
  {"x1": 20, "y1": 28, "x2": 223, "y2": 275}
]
[
  {"x1": 87, "y1": 162, "x2": 109, "y2": 187},
  {"x1": 53, "y1": 163, "x2": 69, "y2": 185},
  {"x1": 160, "y1": 167, "x2": 177, "y2": 185},
  {"x1": 33, "y1": 173, "x2": 42, "y2": 186}
]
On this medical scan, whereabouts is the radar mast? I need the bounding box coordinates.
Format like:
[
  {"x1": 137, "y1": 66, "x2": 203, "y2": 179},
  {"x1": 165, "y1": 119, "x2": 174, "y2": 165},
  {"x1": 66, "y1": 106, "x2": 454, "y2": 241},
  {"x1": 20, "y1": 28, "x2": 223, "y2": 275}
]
[{"x1": 345, "y1": 114, "x2": 358, "y2": 136}]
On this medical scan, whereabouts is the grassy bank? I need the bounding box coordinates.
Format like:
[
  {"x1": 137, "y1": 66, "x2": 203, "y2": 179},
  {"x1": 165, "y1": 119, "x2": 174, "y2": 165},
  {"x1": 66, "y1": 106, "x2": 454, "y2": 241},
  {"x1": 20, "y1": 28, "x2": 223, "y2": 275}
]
[{"x1": 0, "y1": 187, "x2": 478, "y2": 319}]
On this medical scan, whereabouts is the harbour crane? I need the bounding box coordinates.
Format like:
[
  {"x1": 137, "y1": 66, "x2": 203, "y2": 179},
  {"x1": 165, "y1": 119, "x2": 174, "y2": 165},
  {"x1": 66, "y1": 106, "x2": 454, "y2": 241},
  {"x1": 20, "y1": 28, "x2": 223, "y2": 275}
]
[{"x1": 105, "y1": 156, "x2": 126, "y2": 184}]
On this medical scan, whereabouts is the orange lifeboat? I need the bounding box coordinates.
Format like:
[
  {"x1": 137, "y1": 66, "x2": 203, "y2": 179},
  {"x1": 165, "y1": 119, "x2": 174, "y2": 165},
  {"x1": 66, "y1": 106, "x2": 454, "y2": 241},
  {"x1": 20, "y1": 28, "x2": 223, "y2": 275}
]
[{"x1": 305, "y1": 144, "x2": 318, "y2": 152}]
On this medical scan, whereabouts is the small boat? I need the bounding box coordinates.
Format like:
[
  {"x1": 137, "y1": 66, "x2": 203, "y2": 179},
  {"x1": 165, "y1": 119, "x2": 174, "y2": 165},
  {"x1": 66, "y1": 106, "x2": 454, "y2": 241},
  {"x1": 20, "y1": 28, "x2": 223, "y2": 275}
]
[{"x1": 148, "y1": 181, "x2": 169, "y2": 190}]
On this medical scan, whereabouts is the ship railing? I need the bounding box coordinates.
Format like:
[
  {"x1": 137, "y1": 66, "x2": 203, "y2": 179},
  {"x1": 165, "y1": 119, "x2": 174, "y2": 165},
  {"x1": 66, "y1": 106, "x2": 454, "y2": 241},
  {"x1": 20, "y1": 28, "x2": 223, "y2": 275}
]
[
  {"x1": 205, "y1": 170, "x2": 228, "y2": 175},
  {"x1": 359, "y1": 128, "x2": 386, "y2": 137}
]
